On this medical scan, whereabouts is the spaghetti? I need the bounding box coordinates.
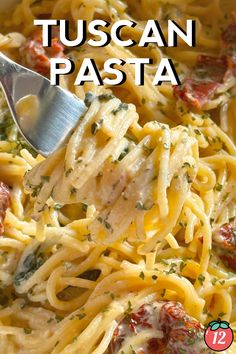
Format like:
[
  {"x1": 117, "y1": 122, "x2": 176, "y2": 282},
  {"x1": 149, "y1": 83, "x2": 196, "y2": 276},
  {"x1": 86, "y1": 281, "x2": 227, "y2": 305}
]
[{"x1": 0, "y1": 0, "x2": 236, "y2": 353}]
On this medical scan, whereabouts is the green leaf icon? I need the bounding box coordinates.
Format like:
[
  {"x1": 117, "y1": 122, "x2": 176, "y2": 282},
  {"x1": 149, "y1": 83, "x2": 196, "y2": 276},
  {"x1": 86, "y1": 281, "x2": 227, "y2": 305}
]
[
  {"x1": 220, "y1": 323, "x2": 228, "y2": 329},
  {"x1": 220, "y1": 321, "x2": 229, "y2": 329},
  {"x1": 211, "y1": 323, "x2": 220, "y2": 330},
  {"x1": 208, "y1": 321, "x2": 218, "y2": 327}
]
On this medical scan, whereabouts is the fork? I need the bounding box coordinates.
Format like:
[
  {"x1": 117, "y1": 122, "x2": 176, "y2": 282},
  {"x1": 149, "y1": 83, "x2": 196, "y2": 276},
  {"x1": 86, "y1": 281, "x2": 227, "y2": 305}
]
[{"x1": 0, "y1": 52, "x2": 87, "y2": 156}]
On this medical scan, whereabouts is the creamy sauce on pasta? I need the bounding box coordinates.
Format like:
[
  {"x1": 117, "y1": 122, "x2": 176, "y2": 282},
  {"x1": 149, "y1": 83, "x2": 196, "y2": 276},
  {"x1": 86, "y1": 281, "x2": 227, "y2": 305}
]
[{"x1": 0, "y1": 0, "x2": 236, "y2": 353}]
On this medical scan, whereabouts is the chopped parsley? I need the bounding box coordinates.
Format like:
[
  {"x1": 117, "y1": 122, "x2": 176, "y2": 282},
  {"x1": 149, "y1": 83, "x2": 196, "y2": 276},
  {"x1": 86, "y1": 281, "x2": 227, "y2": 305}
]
[
  {"x1": 180, "y1": 261, "x2": 187, "y2": 272},
  {"x1": 210, "y1": 218, "x2": 214, "y2": 226},
  {"x1": 201, "y1": 113, "x2": 210, "y2": 120},
  {"x1": 81, "y1": 203, "x2": 88, "y2": 212},
  {"x1": 31, "y1": 182, "x2": 43, "y2": 198},
  {"x1": 130, "y1": 346, "x2": 137, "y2": 354},
  {"x1": 65, "y1": 168, "x2": 73, "y2": 177},
  {"x1": 41, "y1": 175, "x2": 50, "y2": 182},
  {"x1": 76, "y1": 313, "x2": 86, "y2": 320},
  {"x1": 118, "y1": 146, "x2": 129, "y2": 161},
  {"x1": 97, "y1": 217, "x2": 113, "y2": 233},
  {"x1": 139, "y1": 271, "x2": 145, "y2": 280},
  {"x1": 218, "y1": 312, "x2": 226, "y2": 318},
  {"x1": 182, "y1": 162, "x2": 191, "y2": 168},
  {"x1": 112, "y1": 103, "x2": 128, "y2": 115},
  {"x1": 161, "y1": 289, "x2": 166, "y2": 297},
  {"x1": 91, "y1": 120, "x2": 103, "y2": 135},
  {"x1": 124, "y1": 301, "x2": 133, "y2": 317},
  {"x1": 135, "y1": 201, "x2": 153, "y2": 211},
  {"x1": 222, "y1": 193, "x2": 229, "y2": 202},
  {"x1": 101, "y1": 306, "x2": 110, "y2": 313},
  {"x1": 110, "y1": 293, "x2": 115, "y2": 300},
  {"x1": 0, "y1": 110, "x2": 36, "y2": 156},
  {"x1": 70, "y1": 187, "x2": 77, "y2": 195},
  {"x1": 55, "y1": 314, "x2": 63, "y2": 322},
  {"x1": 186, "y1": 173, "x2": 193, "y2": 183},
  {"x1": 54, "y1": 204, "x2": 62, "y2": 211},
  {"x1": 179, "y1": 221, "x2": 187, "y2": 228},
  {"x1": 98, "y1": 93, "x2": 114, "y2": 102},
  {"x1": 167, "y1": 263, "x2": 177, "y2": 274},
  {"x1": 214, "y1": 183, "x2": 223, "y2": 192},
  {"x1": 198, "y1": 274, "x2": 205, "y2": 285},
  {"x1": 142, "y1": 144, "x2": 154, "y2": 154},
  {"x1": 47, "y1": 317, "x2": 54, "y2": 324},
  {"x1": 211, "y1": 278, "x2": 218, "y2": 285},
  {"x1": 160, "y1": 259, "x2": 168, "y2": 265},
  {"x1": 24, "y1": 328, "x2": 32, "y2": 334},
  {"x1": 194, "y1": 129, "x2": 201, "y2": 135},
  {"x1": 84, "y1": 92, "x2": 95, "y2": 107}
]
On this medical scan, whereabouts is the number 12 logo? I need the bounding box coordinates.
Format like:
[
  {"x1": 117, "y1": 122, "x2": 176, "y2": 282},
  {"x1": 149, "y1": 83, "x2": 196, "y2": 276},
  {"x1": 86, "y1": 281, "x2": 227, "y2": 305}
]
[{"x1": 204, "y1": 320, "x2": 234, "y2": 351}]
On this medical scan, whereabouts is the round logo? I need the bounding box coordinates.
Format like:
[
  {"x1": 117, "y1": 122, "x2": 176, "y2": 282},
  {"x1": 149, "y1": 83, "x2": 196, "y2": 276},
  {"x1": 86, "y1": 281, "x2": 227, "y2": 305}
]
[{"x1": 204, "y1": 320, "x2": 234, "y2": 351}]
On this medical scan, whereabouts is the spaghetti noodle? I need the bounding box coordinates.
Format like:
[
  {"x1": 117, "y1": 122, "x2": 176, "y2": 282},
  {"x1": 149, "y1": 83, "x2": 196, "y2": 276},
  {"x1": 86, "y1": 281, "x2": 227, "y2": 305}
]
[{"x1": 0, "y1": 0, "x2": 236, "y2": 353}]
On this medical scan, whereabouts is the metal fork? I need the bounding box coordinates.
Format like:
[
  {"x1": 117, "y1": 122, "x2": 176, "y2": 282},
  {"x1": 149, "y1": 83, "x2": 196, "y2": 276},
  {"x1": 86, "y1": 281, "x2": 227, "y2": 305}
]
[{"x1": 0, "y1": 52, "x2": 87, "y2": 156}]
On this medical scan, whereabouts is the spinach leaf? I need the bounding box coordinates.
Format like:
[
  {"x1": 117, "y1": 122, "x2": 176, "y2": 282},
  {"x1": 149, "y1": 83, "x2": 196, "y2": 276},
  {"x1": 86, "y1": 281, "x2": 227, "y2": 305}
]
[{"x1": 14, "y1": 249, "x2": 45, "y2": 286}]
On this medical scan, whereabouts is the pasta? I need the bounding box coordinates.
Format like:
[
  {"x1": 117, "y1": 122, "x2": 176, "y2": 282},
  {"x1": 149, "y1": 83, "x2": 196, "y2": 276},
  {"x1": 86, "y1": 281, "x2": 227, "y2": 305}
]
[{"x1": 0, "y1": 0, "x2": 236, "y2": 353}]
